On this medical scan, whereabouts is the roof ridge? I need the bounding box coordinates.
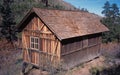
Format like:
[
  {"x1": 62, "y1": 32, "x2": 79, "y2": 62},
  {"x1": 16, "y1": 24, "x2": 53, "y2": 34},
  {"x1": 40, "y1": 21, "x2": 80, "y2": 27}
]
[
  {"x1": 32, "y1": 7, "x2": 101, "y2": 18},
  {"x1": 33, "y1": 7, "x2": 89, "y2": 13}
]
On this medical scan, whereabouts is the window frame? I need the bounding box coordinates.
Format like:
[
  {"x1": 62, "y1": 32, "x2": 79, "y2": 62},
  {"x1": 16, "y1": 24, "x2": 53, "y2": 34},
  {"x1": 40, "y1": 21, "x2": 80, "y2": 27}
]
[{"x1": 30, "y1": 36, "x2": 39, "y2": 50}]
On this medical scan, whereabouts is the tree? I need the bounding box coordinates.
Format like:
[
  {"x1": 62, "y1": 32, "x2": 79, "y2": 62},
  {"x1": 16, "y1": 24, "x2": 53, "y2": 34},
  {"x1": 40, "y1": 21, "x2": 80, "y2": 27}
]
[
  {"x1": 0, "y1": 0, "x2": 17, "y2": 42},
  {"x1": 102, "y1": 1, "x2": 111, "y2": 17},
  {"x1": 41, "y1": 0, "x2": 48, "y2": 7},
  {"x1": 81, "y1": 8, "x2": 88, "y2": 12},
  {"x1": 111, "y1": 4, "x2": 119, "y2": 18},
  {"x1": 101, "y1": 1, "x2": 120, "y2": 43}
]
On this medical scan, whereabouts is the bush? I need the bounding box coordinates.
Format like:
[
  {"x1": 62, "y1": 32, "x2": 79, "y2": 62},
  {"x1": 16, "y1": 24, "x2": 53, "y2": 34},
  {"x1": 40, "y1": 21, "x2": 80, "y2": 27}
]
[
  {"x1": 101, "y1": 65, "x2": 120, "y2": 75},
  {"x1": 89, "y1": 66, "x2": 104, "y2": 75}
]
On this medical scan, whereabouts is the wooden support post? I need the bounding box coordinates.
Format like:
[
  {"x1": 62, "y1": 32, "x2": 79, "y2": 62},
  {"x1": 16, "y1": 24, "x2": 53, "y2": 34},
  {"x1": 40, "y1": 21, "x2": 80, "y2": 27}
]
[
  {"x1": 23, "y1": 31, "x2": 31, "y2": 62},
  {"x1": 51, "y1": 40, "x2": 59, "y2": 61}
]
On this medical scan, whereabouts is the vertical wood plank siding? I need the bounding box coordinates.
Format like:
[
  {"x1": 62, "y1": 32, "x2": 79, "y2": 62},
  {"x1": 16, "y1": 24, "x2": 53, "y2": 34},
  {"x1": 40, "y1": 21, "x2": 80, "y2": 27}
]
[
  {"x1": 22, "y1": 16, "x2": 61, "y2": 69},
  {"x1": 61, "y1": 33, "x2": 101, "y2": 69}
]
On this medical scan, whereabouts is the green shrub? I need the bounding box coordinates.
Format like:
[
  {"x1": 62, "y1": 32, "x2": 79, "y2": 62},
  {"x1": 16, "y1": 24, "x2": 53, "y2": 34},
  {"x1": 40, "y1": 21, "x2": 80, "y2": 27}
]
[{"x1": 89, "y1": 67, "x2": 104, "y2": 75}]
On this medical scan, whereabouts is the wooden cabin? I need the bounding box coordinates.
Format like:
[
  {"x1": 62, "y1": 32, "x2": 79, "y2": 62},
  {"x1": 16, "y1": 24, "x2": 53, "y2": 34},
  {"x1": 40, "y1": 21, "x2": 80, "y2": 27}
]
[{"x1": 17, "y1": 8, "x2": 109, "y2": 70}]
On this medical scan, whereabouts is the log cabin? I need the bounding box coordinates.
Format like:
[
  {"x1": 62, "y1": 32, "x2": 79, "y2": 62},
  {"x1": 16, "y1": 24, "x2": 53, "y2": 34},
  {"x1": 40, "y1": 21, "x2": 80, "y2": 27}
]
[{"x1": 17, "y1": 8, "x2": 109, "y2": 70}]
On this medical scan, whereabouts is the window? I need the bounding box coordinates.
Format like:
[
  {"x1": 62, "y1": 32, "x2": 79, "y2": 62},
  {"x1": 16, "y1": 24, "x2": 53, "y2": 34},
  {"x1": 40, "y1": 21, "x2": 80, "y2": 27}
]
[{"x1": 30, "y1": 36, "x2": 39, "y2": 50}]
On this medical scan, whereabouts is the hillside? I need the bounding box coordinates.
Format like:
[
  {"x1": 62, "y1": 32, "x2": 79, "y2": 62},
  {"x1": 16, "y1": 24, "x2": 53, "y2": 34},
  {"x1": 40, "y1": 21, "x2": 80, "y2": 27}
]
[
  {"x1": 46, "y1": 0, "x2": 76, "y2": 10},
  {"x1": 15, "y1": 0, "x2": 77, "y2": 24},
  {"x1": 0, "y1": 0, "x2": 77, "y2": 25}
]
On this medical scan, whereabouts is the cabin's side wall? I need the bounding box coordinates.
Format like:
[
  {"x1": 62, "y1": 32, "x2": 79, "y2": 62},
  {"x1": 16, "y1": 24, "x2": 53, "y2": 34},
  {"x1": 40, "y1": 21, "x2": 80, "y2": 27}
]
[
  {"x1": 61, "y1": 33, "x2": 102, "y2": 69},
  {"x1": 22, "y1": 16, "x2": 61, "y2": 69}
]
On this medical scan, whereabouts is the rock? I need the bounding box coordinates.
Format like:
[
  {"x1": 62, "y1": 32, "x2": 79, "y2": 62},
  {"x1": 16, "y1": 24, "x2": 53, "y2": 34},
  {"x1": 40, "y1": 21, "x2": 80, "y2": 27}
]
[
  {"x1": 28, "y1": 69, "x2": 42, "y2": 75},
  {"x1": 23, "y1": 63, "x2": 33, "y2": 73},
  {"x1": 108, "y1": 62, "x2": 114, "y2": 66},
  {"x1": 27, "y1": 69, "x2": 50, "y2": 75},
  {"x1": 42, "y1": 71, "x2": 50, "y2": 75},
  {"x1": 114, "y1": 59, "x2": 120, "y2": 65}
]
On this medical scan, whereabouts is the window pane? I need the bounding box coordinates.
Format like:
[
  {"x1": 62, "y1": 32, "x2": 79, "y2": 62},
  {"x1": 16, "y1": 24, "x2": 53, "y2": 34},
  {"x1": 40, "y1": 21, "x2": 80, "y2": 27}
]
[
  {"x1": 35, "y1": 38, "x2": 38, "y2": 43},
  {"x1": 35, "y1": 44, "x2": 38, "y2": 49},
  {"x1": 31, "y1": 43, "x2": 34, "y2": 48},
  {"x1": 31, "y1": 38, "x2": 34, "y2": 42}
]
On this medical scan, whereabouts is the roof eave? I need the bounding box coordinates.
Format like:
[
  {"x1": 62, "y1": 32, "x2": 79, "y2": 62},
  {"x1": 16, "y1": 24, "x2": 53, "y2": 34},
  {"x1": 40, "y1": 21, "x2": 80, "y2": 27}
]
[{"x1": 60, "y1": 30, "x2": 109, "y2": 41}]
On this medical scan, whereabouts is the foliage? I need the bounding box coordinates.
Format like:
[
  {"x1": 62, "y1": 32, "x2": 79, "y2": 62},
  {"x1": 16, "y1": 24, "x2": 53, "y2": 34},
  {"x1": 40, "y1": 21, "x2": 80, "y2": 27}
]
[
  {"x1": 101, "y1": 65, "x2": 120, "y2": 75},
  {"x1": 41, "y1": 0, "x2": 48, "y2": 7},
  {"x1": 89, "y1": 66, "x2": 104, "y2": 75},
  {"x1": 53, "y1": 4, "x2": 65, "y2": 10},
  {"x1": 101, "y1": 1, "x2": 120, "y2": 43},
  {"x1": 0, "y1": 0, "x2": 67, "y2": 24},
  {"x1": 0, "y1": 0, "x2": 17, "y2": 42},
  {"x1": 89, "y1": 67, "x2": 99, "y2": 75},
  {"x1": 11, "y1": 0, "x2": 45, "y2": 24},
  {"x1": 80, "y1": 8, "x2": 88, "y2": 12},
  {"x1": 90, "y1": 65, "x2": 120, "y2": 75}
]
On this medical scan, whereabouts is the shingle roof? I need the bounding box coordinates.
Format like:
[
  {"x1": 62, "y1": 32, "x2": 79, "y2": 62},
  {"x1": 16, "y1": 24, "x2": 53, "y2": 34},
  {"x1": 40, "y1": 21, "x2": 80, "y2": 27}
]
[{"x1": 17, "y1": 8, "x2": 109, "y2": 40}]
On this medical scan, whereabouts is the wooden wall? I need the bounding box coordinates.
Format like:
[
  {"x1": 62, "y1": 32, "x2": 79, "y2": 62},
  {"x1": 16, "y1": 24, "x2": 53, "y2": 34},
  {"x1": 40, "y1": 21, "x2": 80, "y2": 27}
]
[
  {"x1": 22, "y1": 15, "x2": 61, "y2": 69},
  {"x1": 22, "y1": 15, "x2": 102, "y2": 70},
  {"x1": 61, "y1": 33, "x2": 102, "y2": 69}
]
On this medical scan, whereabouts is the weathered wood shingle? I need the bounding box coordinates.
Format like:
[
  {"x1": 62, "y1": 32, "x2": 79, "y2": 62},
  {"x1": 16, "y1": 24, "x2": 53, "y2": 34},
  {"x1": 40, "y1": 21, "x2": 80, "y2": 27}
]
[{"x1": 17, "y1": 8, "x2": 109, "y2": 40}]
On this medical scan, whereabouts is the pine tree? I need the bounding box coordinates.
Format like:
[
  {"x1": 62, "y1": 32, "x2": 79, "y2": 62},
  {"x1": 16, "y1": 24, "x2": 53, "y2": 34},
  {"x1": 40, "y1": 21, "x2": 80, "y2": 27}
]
[
  {"x1": 102, "y1": 1, "x2": 111, "y2": 17},
  {"x1": 41, "y1": 0, "x2": 48, "y2": 7},
  {"x1": 101, "y1": 1, "x2": 120, "y2": 43},
  {"x1": 0, "y1": 0, "x2": 17, "y2": 42},
  {"x1": 111, "y1": 3, "x2": 120, "y2": 24}
]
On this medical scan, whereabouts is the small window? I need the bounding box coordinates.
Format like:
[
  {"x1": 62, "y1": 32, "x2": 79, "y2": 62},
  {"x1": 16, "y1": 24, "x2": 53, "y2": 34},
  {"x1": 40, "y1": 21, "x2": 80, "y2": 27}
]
[{"x1": 30, "y1": 36, "x2": 39, "y2": 50}]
